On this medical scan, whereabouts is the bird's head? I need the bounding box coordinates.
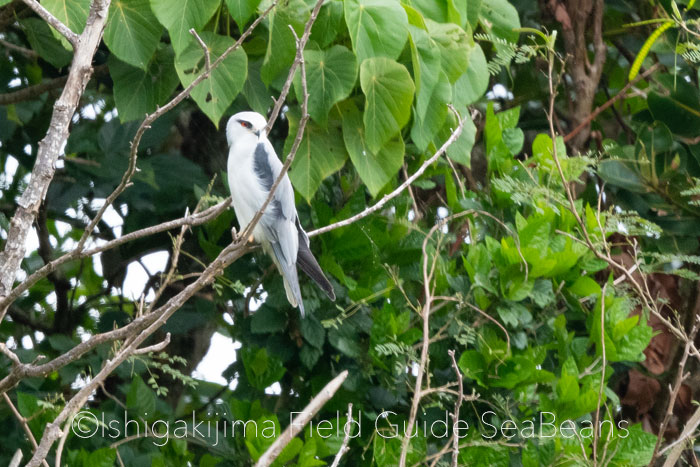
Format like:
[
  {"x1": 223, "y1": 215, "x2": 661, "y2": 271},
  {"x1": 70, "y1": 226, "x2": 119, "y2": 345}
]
[{"x1": 226, "y1": 111, "x2": 268, "y2": 147}]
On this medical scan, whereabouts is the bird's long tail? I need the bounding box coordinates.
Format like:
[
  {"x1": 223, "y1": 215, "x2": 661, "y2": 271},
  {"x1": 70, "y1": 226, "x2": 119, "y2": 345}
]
[
  {"x1": 297, "y1": 239, "x2": 336, "y2": 301},
  {"x1": 267, "y1": 241, "x2": 305, "y2": 316}
]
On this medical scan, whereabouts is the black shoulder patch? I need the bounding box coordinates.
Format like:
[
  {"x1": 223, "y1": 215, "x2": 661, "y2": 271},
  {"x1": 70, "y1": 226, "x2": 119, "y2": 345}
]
[{"x1": 253, "y1": 143, "x2": 274, "y2": 191}]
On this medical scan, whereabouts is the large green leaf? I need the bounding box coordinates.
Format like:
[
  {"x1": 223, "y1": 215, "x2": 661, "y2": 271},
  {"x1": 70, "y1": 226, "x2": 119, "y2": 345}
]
[
  {"x1": 360, "y1": 57, "x2": 415, "y2": 153},
  {"x1": 293, "y1": 45, "x2": 357, "y2": 127},
  {"x1": 21, "y1": 18, "x2": 72, "y2": 68},
  {"x1": 408, "y1": 24, "x2": 442, "y2": 121},
  {"x1": 426, "y1": 19, "x2": 471, "y2": 83},
  {"x1": 479, "y1": 0, "x2": 520, "y2": 42},
  {"x1": 104, "y1": 0, "x2": 162, "y2": 70},
  {"x1": 174, "y1": 32, "x2": 248, "y2": 127},
  {"x1": 648, "y1": 91, "x2": 700, "y2": 137},
  {"x1": 341, "y1": 100, "x2": 404, "y2": 196},
  {"x1": 310, "y1": 0, "x2": 344, "y2": 48},
  {"x1": 42, "y1": 0, "x2": 90, "y2": 48},
  {"x1": 285, "y1": 111, "x2": 348, "y2": 201},
  {"x1": 344, "y1": 0, "x2": 408, "y2": 63},
  {"x1": 151, "y1": 0, "x2": 220, "y2": 54},
  {"x1": 411, "y1": 71, "x2": 451, "y2": 151},
  {"x1": 261, "y1": 0, "x2": 309, "y2": 85},
  {"x1": 453, "y1": 43, "x2": 488, "y2": 106},
  {"x1": 242, "y1": 59, "x2": 272, "y2": 115},
  {"x1": 126, "y1": 376, "x2": 156, "y2": 416},
  {"x1": 109, "y1": 47, "x2": 179, "y2": 122},
  {"x1": 225, "y1": 0, "x2": 262, "y2": 28}
]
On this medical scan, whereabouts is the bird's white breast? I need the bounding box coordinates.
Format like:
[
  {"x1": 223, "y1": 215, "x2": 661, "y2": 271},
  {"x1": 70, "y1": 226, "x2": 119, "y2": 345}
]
[{"x1": 227, "y1": 137, "x2": 268, "y2": 240}]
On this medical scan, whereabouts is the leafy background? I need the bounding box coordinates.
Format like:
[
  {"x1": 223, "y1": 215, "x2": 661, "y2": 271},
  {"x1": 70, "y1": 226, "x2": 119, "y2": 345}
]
[{"x1": 1, "y1": 0, "x2": 700, "y2": 465}]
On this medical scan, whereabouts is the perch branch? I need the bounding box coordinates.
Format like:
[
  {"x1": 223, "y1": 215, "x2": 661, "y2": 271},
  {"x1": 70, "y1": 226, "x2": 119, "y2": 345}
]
[
  {"x1": 0, "y1": 0, "x2": 111, "y2": 317},
  {"x1": 255, "y1": 371, "x2": 349, "y2": 467}
]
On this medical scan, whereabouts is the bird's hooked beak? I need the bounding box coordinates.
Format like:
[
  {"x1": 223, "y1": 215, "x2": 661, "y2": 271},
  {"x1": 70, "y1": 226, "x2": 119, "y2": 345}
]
[{"x1": 254, "y1": 129, "x2": 262, "y2": 138}]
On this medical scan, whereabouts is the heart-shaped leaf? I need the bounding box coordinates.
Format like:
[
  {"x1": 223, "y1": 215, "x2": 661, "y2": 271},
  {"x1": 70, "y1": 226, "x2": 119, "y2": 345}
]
[
  {"x1": 225, "y1": 0, "x2": 262, "y2": 28},
  {"x1": 104, "y1": 0, "x2": 162, "y2": 70},
  {"x1": 294, "y1": 45, "x2": 357, "y2": 126},
  {"x1": 174, "y1": 32, "x2": 248, "y2": 127},
  {"x1": 341, "y1": 100, "x2": 404, "y2": 196},
  {"x1": 344, "y1": 0, "x2": 408, "y2": 63},
  {"x1": 151, "y1": 0, "x2": 220, "y2": 54},
  {"x1": 110, "y1": 47, "x2": 179, "y2": 122},
  {"x1": 360, "y1": 57, "x2": 415, "y2": 153},
  {"x1": 285, "y1": 110, "x2": 348, "y2": 201}
]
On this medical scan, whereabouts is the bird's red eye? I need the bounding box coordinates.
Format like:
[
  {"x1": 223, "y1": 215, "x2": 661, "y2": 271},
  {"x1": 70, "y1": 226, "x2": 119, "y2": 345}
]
[{"x1": 240, "y1": 120, "x2": 252, "y2": 129}]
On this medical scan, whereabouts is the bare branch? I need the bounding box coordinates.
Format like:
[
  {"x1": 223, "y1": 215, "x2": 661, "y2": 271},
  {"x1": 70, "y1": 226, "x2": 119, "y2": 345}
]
[
  {"x1": 255, "y1": 371, "x2": 349, "y2": 467},
  {"x1": 0, "y1": 64, "x2": 108, "y2": 106},
  {"x1": 309, "y1": 105, "x2": 466, "y2": 238},
  {"x1": 9, "y1": 449, "x2": 22, "y2": 467},
  {"x1": 25, "y1": 238, "x2": 253, "y2": 465},
  {"x1": 20, "y1": 0, "x2": 78, "y2": 46},
  {"x1": 0, "y1": 38, "x2": 38, "y2": 58},
  {"x1": 660, "y1": 405, "x2": 700, "y2": 466},
  {"x1": 0, "y1": 342, "x2": 21, "y2": 367},
  {"x1": 330, "y1": 404, "x2": 353, "y2": 467},
  {"x1": 0, "y1": 0, "x2": 111, "y2": 314},
  {"x1": 0, "y1": 199, "x2": 229, "y2": 312},
  {"x1": 264, "y1": 2, "x2": 323, "y2": 134}
]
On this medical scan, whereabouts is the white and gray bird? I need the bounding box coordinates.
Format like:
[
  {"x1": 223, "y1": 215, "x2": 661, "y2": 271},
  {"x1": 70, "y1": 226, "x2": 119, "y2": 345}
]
[{"x1": 226, "y1": 111, "x2": 335, "y2": 315}]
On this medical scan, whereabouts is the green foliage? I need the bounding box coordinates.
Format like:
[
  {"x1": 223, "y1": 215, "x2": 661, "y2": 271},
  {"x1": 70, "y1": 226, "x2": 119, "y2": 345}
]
[
  {"x1": 1, "y1": 0, "x2": 690, "y2": 465},
  {"x1": 103, "y1": 0, "x2": 163, "y2": 70}
]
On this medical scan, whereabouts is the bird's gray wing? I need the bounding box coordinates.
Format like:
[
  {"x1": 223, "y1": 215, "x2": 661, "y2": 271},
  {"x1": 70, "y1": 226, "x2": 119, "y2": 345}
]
[{"x1": 253, "y1": 139, "x2": 304, "y2": 313}]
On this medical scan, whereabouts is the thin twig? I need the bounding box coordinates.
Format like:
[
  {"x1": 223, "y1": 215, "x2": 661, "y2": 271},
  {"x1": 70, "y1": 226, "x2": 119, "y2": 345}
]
[
  {"x1": 189, "y1": 29, "x2": 211, "y2": 72},
  {"x1": 309, "y1": 105, "x2": 465, "y2": 238},
  {"x1": 564, "y1": 63, "x2": 659, "y2": 143},
  {"x1": 3, "y1": 393, "x2": 50, "y2": 467},
  {"x1": 255, "y1": 371, "x2": 349, "y2": 467},
  {"x1": 653, "y1": 320, "x2": 700, "y2": 462},
  {"x1": 131, "y1": 332, "x2": 171, "y2": 355},
  {"x1": 465, "y1": 302, "x2": 510, "y2": 354},
  {"x1": 447, "y1": 350, "x2": 463, "y2": 467},
  {"x1": 399, "y1": 210, "x2": 470, "y2": 467},
  {"x1": 593, "y1": 282, "x2": 608, "y2": 466},
  {"x1": 20, "y1": 0, "x2": 78, "y2": 46},
  {"x1": 402, "y1": 165, "x2": 422, "y2": 222}
]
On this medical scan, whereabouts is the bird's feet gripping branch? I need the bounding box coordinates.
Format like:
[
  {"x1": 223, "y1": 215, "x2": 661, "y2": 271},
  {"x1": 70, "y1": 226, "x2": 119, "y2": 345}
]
[{"x1": 225, "y1": 111, "x2": 336, "y2": 316}]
